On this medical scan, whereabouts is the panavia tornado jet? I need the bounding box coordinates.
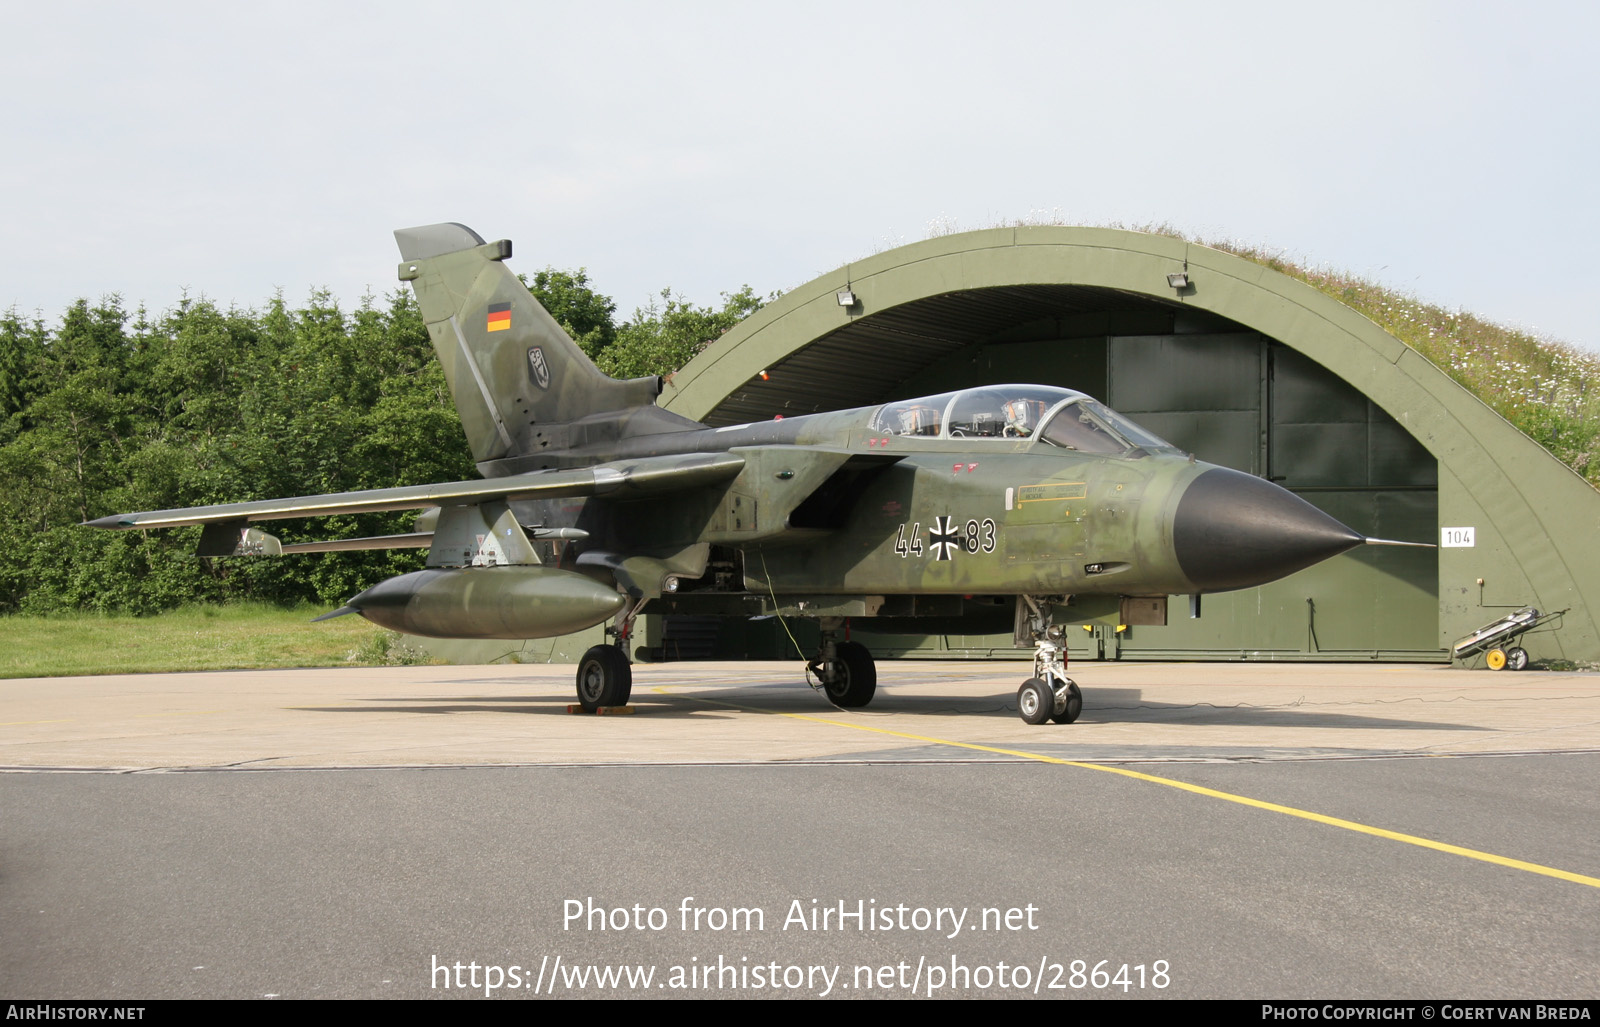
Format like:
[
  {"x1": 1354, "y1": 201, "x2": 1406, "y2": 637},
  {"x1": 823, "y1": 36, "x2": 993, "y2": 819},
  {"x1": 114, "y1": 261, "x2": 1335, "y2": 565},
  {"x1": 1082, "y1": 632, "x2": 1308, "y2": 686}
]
[{"x1": 87, "y1": 223, "x2": 1421, "y2": 724}]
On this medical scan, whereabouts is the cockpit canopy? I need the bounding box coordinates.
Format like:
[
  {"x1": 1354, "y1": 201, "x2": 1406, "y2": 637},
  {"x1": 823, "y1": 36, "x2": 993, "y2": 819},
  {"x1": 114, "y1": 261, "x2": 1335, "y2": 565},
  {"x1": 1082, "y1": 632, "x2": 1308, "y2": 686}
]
[{"x1": 869, "y1": 385, "x2": 1178, "y2": 456}]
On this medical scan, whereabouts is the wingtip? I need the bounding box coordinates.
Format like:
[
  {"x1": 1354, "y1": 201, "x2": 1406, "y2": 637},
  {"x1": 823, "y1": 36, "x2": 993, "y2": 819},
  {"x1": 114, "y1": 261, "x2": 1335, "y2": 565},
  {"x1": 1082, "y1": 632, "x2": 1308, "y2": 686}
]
[{"x1": 82, "y1": 514, "x2": 136, "y2": 529}]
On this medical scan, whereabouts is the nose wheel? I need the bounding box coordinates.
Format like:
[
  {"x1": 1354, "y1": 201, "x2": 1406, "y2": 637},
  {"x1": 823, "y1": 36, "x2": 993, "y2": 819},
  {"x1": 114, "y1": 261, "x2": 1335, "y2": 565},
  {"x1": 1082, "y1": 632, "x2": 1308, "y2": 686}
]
[
  {"x1": 1017, "y1": 676, "x2": 1082, "y2": 725},
  {"x1": 1049, "y1": 678, "x2": 1083, "y2": 724}
]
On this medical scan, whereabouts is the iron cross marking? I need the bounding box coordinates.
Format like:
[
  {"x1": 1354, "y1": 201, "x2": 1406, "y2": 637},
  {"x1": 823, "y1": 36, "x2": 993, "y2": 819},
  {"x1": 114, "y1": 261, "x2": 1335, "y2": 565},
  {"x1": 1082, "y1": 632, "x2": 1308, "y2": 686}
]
[{"x1": 929, "y1": 515, "x2": 962, "y2": 561}]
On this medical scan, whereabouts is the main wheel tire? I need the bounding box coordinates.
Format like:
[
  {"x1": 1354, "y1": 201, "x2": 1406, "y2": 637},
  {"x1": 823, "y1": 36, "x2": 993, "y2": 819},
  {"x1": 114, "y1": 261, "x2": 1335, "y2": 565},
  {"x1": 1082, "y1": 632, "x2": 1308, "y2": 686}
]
[
  {"x1": 822, "y1": 641, "x2": 876, "y2": 707},
  {"x1": 1018, "y1": 677, "x2": 1053, "y2": 725},
  {"x1": 1507, "y1": 647, "x2": 1530, "y2": 671},
  {"x1": 1049, "y1": 680, "x2": 1083, "y2": 724},
  {"x1": 576, "y1": 645, "x2": 632, "y2": 711},
  {"x1": 1486, "y1": 648, "x2": 1508, "y2": 671}
]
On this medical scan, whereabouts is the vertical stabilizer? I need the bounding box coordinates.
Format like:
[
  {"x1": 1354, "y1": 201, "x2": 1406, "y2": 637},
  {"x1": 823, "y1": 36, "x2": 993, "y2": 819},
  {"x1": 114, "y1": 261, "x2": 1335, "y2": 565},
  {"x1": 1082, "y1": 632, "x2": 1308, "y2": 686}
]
[{"x1": 395, "y1": 223, "x2": 663, "y2": 466}]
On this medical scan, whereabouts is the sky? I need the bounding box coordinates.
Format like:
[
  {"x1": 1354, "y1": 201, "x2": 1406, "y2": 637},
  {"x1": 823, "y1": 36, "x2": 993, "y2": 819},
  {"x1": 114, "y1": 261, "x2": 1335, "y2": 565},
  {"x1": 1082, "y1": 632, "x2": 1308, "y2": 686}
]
[{"x1": 4, "y1": 1, "x2": 1596, "y2": 351}]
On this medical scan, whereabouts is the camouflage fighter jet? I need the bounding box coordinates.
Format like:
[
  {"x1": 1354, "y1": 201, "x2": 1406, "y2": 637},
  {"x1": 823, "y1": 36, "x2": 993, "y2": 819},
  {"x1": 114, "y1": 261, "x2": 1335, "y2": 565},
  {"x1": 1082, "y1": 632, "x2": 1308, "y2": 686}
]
[{"x1": 87, "y1": 223, "x2": 1418, "y2": 724}]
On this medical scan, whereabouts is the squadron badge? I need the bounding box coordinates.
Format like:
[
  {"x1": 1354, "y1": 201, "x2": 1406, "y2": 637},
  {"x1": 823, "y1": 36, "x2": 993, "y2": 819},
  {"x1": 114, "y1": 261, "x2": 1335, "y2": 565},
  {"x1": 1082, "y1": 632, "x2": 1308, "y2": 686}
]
[{"x1": 527, "y1": 346, "x2": 551, "y2": 390}]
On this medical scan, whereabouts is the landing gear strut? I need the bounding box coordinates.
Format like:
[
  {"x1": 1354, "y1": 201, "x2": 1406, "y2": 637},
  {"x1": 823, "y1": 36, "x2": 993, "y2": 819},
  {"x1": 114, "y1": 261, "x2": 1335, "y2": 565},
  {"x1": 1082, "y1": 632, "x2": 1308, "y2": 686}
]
[
  {"x1": 809, "y1": 621, "x2": 876, "y2": 707},
  {"x1": 1016, "y1": 596, "x2": 1082, "y2": 725},
  {"x1": 575, "y1": 597, "x2": 645, "y2": 712}
]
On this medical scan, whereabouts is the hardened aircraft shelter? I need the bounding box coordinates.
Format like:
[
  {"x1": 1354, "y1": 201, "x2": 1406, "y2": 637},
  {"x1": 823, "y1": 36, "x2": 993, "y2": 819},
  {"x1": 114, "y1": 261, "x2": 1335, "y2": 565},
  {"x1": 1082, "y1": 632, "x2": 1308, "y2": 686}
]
[{"x1": 647, "y1": 227, "x2": 1600, "y2": 665}]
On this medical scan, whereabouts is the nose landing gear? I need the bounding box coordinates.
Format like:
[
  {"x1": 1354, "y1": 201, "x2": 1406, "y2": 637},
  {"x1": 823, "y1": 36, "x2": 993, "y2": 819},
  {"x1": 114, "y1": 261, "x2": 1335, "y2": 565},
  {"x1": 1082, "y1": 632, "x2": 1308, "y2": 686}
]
[{"x1": 1016, "y1": 596, "x2": 1083, "y2": 725}]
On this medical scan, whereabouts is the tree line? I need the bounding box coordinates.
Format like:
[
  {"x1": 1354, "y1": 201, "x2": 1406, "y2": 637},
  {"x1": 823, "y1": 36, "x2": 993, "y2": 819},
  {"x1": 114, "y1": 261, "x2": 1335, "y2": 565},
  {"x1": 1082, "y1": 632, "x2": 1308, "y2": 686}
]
[{"x1": 0, "y1": 274, "x2": 761, "y2": 614}]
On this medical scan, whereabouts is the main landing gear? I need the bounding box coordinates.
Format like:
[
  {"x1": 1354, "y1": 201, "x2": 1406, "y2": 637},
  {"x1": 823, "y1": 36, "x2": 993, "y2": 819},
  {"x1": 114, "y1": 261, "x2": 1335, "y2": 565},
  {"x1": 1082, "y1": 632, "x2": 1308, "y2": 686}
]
[
  {"x1": 575, "y1": 597, "x2": 646, "y2": 712},
  {"x1": 1016, "y1": 596, "x2": 1082, "y2": 726},
  {"x1": 809, "y1": 621, "x2": 876, "y2": 708}
]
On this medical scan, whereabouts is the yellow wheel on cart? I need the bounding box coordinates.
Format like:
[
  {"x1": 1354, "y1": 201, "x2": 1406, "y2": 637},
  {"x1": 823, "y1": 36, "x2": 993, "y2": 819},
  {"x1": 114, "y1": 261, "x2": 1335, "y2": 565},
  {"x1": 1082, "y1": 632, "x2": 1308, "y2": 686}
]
[{"x1": 1485, "y1": 648, "x2": 1508, "y2": 670}]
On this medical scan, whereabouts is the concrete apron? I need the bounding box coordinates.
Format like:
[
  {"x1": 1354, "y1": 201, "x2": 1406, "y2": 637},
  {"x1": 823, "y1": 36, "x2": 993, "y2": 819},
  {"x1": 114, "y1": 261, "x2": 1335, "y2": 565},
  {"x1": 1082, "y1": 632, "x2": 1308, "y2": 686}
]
[{"x1": 2, "y1": 661, "x2": 1596, "y2": 771}]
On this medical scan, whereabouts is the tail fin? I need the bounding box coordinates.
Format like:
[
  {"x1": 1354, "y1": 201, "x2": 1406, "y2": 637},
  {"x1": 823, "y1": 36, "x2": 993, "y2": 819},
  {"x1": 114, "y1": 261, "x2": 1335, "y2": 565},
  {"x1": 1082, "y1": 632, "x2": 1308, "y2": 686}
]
[{"x1": 395, "y1": 222, "x2": 665, "y2": 467}]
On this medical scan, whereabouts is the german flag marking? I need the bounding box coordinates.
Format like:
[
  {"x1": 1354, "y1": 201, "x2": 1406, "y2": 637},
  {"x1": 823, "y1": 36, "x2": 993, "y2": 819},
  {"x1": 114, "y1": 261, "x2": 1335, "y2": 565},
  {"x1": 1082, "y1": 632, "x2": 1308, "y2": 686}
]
[{"x1": 486, "y1": 302, "x2": 512, "y2": 332}]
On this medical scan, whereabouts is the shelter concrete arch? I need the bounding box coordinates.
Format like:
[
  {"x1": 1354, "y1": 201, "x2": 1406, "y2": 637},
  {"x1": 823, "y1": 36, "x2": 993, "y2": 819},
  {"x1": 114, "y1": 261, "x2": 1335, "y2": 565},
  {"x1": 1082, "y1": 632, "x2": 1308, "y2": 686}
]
[{"x1": 662, "y1": 227, "x2": 1600, "y2": 663}]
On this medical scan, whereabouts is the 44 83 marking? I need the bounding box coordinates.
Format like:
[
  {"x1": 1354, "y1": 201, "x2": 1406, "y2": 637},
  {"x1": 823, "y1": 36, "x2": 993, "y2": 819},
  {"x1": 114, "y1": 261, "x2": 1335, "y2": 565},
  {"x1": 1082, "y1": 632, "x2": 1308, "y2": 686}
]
[{"x1": 894, "y1": 516, "x2": 997, "y2": 560}]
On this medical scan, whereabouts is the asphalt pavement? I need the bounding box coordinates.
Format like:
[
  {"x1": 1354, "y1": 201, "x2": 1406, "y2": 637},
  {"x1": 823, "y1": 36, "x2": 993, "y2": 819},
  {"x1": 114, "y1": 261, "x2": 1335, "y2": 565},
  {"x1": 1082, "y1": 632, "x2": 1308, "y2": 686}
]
[{"x1": 3, "y1": 660, "x2": 1597, "y2": 999}]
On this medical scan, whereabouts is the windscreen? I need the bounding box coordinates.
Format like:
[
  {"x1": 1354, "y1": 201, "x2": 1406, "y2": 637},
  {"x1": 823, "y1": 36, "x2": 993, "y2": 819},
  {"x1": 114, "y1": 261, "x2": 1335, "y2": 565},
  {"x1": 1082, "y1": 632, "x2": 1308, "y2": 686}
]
[{"x1": 1037, "y1": 399, "x2": 1177, "y2": 455}]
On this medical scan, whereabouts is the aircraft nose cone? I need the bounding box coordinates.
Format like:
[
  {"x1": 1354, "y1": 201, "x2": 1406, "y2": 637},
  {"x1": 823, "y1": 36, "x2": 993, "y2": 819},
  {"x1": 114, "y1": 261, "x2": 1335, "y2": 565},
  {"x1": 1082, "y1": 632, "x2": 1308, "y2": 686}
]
[{"x1": 1173, "y1": 467, "x2": 1363, "y2": 592}]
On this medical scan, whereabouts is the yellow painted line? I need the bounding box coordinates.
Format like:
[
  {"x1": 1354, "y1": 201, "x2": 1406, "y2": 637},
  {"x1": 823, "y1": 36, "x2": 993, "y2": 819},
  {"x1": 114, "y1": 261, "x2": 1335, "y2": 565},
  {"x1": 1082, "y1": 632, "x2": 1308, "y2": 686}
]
[
  {"x1": 653, "y1": 685, "x2": 1600, "y2": 890},
  {"x1": 0, "y1": 719, "x2": 71, "y2": 726}
]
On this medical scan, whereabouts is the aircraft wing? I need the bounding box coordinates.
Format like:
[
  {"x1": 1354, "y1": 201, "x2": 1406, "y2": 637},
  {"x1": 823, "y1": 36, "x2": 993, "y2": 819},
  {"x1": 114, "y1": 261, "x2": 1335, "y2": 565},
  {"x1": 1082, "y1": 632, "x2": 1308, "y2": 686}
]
[{"x1": 83, "y1": 452, "x2": 746, "y2": 531}]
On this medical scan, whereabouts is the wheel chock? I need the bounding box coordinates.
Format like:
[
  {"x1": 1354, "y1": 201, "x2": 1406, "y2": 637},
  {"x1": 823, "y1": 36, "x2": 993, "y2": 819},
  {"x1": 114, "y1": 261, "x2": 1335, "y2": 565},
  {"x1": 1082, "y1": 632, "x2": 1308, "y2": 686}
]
[{"x1": 566, "y1": 704, "x2": 636, "y2": 715}]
